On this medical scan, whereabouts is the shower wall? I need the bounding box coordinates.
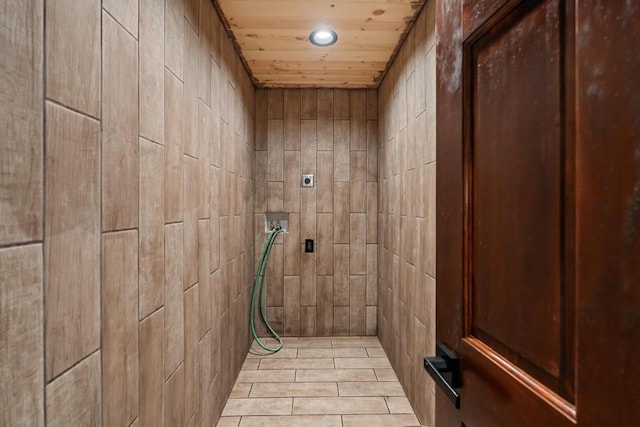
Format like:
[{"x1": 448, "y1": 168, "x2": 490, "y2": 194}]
[
  {"x1": 377, "y1": 0, "x2": 437, "y2": 425},
  {"x1": 254, "y1": 89, "x2": 378, "y2": 337},
  {"x1": 1, "y1": 0, "x2": 255, "y2": 425}
]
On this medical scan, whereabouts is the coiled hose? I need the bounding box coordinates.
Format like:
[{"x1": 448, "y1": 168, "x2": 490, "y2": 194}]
[{"x1": 250, "y1": 228, "x2": 285, "y2": 353}]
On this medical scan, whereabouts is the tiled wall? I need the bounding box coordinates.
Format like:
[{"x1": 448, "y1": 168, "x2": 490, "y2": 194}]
[
  {"x1": 377, "y1": 1, "x2": 437, "y2": 425},
  {"x1": 254, "y1": 89, "x2": 379, "y2": 337},
  {"x1": 1, "y1": 0, "x2": 255, "y2": 425}
]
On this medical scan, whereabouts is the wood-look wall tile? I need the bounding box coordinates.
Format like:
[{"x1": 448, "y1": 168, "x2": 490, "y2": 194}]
[
  {"x1": 139, "y1": 138, "x2": 165, "y2": 319},
  {"x1": 333, "y1": 120, "x2": 350, "y2": 181},
  {"x1": 199, "y1": 220, "x2": 212, "y2": 337},
  {"x1": 334, "y1": 306, "x2": 350, "y2": 336},
  {"x1": 254, "y1": 151, "x2": 267, "y2": 213},
  {"x1": 211, "y1": 67, "x2": 222, "y2": 166},
  {"x1": 316, "y1": 214, "x2": 334, "y2": 276},
  {"x1": 300, "y1": 249, "x2": 316, "y2": 306},
  {"x1": 366, "y1": 89, "x2": 377, "y2": 120},
  {"x1": 300, "y1": 307, "x2": 316, "y2": 337},
  {"x1": 198, "y1": 0, "x2": 211, "y2": 104},
  {"x1": 317, "y1": 89, "x2": 334, "y2": 150},
  {"x1": 165, "y1": 223, "x2": 185, "y2": 379},
  {"x1": 267, "y1": 88, "x2": 284, "y2": 119},
  {"x1": 425, "y1": 162, "x2": 436, "y2": 277},
  {"x1": 316, "y1": 276, "x2": 334, "y2": 336},
  {"x1": 102, "y1": 231, "x2": 139, "y2": 427},
  {"x1": 0, "y1": 245, "x2": 44, "y2": 426},
  {"x1": 165, "y1": 70, "x2": 184, "y2": 223},
  {"x1": 366, "y1": 182, "x2": 378, "y2": 243},
  {"x1": 102, "y1": 12, "x2": 138, "y2": 231},
  {"x1": 45, "y1": 104, "x2": 100, "y2": 379},
  {"x1": 184, "y1": 0, "x2": 198, "y2": 31},
  {"x1": 267, "y1": 119, "x2": 284, "y2": 181},
  {"x1": 333, "y1": 244, "x2": 350, "y2": 306},
  {"x1": 284, "y1": 151, "x2": 301, "y2": 212},
  {"x1": 210, "y1": 167, "x2": 221, "y2": 271},
  {"x1": 267, "y1": 181, "x2": 284, "y2": 212},
  {"x1": 349, "y1": 276, "x2": 366, "y2": 335},
  {"x1": 184, "y1": 155, "x2": 199, "y2": 288},
  {"x1": 103, "y1": 0, "x2": 138, "y2": 37},
  {"x1": 255, "y1": 89, "x2": 268, "y2": 150},
  {"x1": 366, "y1": 306, "x2": 377, "y2": 336},
  {"x1": 316, "y1": 151, "x2": 334, "y2": 213},
  {"x1": 139, "y1": 0, "x2": 164, "y2": 143},
  {"x1": 333, "y1": 89, "x2": 349, "y2": 119},
  {"x1": 284, "y1": 89, "x2": 301, "y2": 150},
  {"x1": 183, "y1": 21, "x2": 199, "y2": 157},
  {"x1": 284, "y1": 276, "x2": 301, "y2": 336},
  {"x1": 198, "y1": 101, "x2": 212, "y2": 217},
  {"x1": 301, "y1": 89, "x2": 317, "y2": 119},
  {"x1": 165, "y1": 364, "x2": 185, "y2": 427},
  {"x1": 165, "y1": 0, "x2": 183, "y2": 80},
  {"x1": 199, "y1": 331, "x2": 214, "y2": 426},
  {"x1": 267, "y1": 306, "x2": 284, "y2": 335},
  {"x1": 301, "y1": 120, "x2": 317, "y2": 175},
  {"x1": 140, "y1": 309, "x2": 164, "y2": 427},
  {"x1": 349, "y1": 214, "x2": 366, "y2": 275},
  {"x1": 46, "y1": 0, "x2": 100, "y2": 117},
  {"x1": 425, "y1": 50, "x2": 437, "y2": 164},
  {"x1": 350, "y1": 151, "x2": 367, "y2": 213},
  {"x1": 184, "y1": 285, "x2": 200, "y2": 422},
  {"x1": 350, "y1": 91, "x2": 366, "y2": 150},
  {"x1": 0, "y1": 0, "x2": 43, "y2": 246},
  {"x1": 366, "y1": 244, "x2": 378, "y2": 306},
  {"x1": 284, "y1": 213, "x2": 300, "y2": 276},
  {"x1": 367, "y1": 121, "x2": 378, "y2": 181},
  {"x1": 267, "y1": 244, "x2": 284, "y2": 307},
  {"x1": 301, "y1": 186, "x2": 317, "y2": 241},
  {"x1": 333, "y1": 182, "x2": 350, "y2": 244},
  {"x1": 45, "y1": 351, "x2": 101, "y2": 427}
]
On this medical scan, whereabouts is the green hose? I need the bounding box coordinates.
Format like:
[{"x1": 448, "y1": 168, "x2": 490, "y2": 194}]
[{"x1": 250, "y1": 228, "x2": 285, "y2": 353}]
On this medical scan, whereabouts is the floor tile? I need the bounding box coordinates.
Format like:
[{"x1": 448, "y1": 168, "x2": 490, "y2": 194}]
[
  {"x1": 374, "y1": 368, "x2": 399, "y2": 382},
  {"x1": 229, "y1": 383, "x2": 252, "y2": 398},
  {"x1": 338, "y1": 381, "x2": 405, "y2": 397},
  {"x1": 221, "y1": 398, "x2": 293, "y2": 416},
  {"x1": 239, "y1": 415, "x2": 342, "y2": 426},
  {"x1": 250, "y1": 382, "x2": 338, "y2": 398},
  {"x1": 386, "y1": 396, "x2": 414, "y2": 414},
  {"x1": 335, "y1": 357, "x2": 391, "y2": 369},
  {"x1": 297, "y1": 348, "x2": 368, "y2": 358},
  {"x1": 296, "y1": 369, "x2": 376, "y2": 382},
  {"x1": 331, "y1": 337, "x2": 382, "y2": 348},
  {"x1": 247, "y1": 348, "x2": 298, "y2": 359},
  {"x1": 216, "y1": 416, "x2": 240, "y2": 426},
  {"x1": 236, "y1": 370, "x2": 295, "y2": 383},
  {"x1": 342, "y1": 414, "x2": 421, "y2": 427},
  {"x1": 292, "y1": 397, "x2": 388, "y2": 415},
  {"x1": 242, "y1": 359, "x2": 260, "y2": 370},
  {"x1": 366, "y1": 347, "x2": 387, "y2": 357},
  {"x1": 259, "y1": 357, "x2": 334, "y2": 370}
]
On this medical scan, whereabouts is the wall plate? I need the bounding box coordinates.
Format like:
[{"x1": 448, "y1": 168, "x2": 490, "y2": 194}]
[{"x1": 301, "y1": 174, "x2": 314, "y2": 187}]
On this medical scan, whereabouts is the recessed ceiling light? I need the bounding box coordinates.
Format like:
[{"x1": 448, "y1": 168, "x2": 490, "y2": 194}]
[{"x1": 309, "y1": 29, "x2": 338, "y2": 47}]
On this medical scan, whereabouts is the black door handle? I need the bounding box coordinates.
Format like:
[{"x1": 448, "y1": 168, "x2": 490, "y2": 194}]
[{"x1": 424, "y1": 343, "x2": 461, "y2": 408}]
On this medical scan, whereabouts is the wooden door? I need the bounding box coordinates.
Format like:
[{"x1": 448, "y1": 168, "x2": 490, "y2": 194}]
[{"x1": 435, "y1": 0, "x2": 640, "y2": 425}]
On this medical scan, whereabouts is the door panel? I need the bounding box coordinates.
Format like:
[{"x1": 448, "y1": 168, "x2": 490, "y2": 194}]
[{"x1": 470, "y1": 0, "x2": 572, "y2": 400}]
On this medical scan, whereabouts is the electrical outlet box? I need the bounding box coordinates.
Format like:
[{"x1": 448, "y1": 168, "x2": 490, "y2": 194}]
[
  {"x1": 305, "y1": 239, "x2": 314, "y2": 253},
  {"x1": 301, "y1": 174, "x2": 314, "y2": 187}
]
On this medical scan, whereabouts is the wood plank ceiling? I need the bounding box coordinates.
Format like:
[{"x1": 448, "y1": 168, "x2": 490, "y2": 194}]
[{"x1": 215, "y1": 0, "x2": 426, "y2": 88}]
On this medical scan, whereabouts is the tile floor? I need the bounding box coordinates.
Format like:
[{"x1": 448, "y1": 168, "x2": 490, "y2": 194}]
[{"x1": 217, "y1": 336, "x2": 424, "y2": 427}]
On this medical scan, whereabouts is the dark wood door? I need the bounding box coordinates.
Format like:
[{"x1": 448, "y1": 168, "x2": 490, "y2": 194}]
[{"x1": 435, "y1": 0, "x2": 640, "y2": 425}]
